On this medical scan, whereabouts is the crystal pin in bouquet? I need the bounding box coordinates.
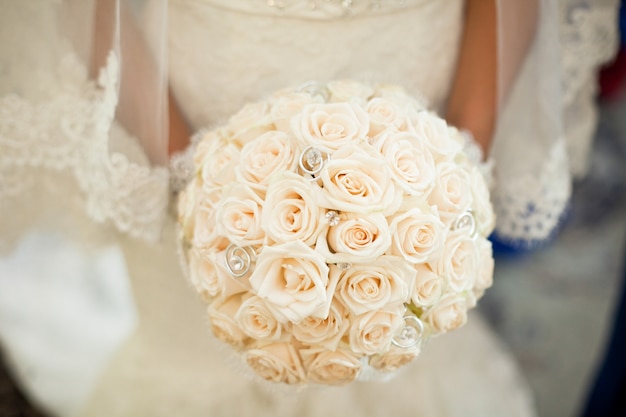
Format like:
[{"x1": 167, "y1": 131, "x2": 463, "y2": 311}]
[{"x1": 177, "y1": 80, "x2": 495, "y2": 386}]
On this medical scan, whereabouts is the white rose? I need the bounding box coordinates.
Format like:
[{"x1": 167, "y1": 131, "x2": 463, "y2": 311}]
[
  {"x1": 318, "y1": 144, "x2": 401, "y2": 215},
  {"x1": 236, "y1": 131, "x2": 301, "y2": 196},
  {"x1": 389, "y1": 206, "x2": 446, "y2": 264},
  {"x1": 366, "y1": 97, "x2": 407, "y2": 136},
  {"x1": 424, "y1": 293, "x2": 468, "y2": 334},
  {"x1": 246, "y1": 342, "x2": 306, "y2": 384},
  {"x1": 469, "y1": 166, "x2": 496, "y2": 236},
  {"x1": 474, "y1": 238, "x2": 494, "y2": 292},
  {"x1": 300, "y1": 347, "x2": 362, "y2": 385},
  {"x1": 292, "y1": 102, "x2": 369, "y2": 153},
  {"x1": 208, "y1": 294, "x2": 249, "y2": 350},
  {"x1": 188, "y1": 247, "x2": 222, "y2": 302},
  {"x1": 373, "y1": 85, "x2": 427, "y2": 111},
  {"x1": 262, "y1": 172, "x2": 325, "y2": 247},
  {"x1": 369, "y1": 344, "x2": 420, "y2": 372},
  {"x1": 466, "y1": 289, "x2": 479, "y2": 309},
  {"x1": 405, "y1": 110, "x2": 462, "y2": 162},
  {"x1": 249, "y1": 241, "x2": 334, "y2": 323},
  {"x1": 324, "y1": 213, "x2": 391, "y2": 263},
  {"x1": 193, "y1": 202, "x2": 229, "y2": 252},
  {"x1": 269, "y1": 91, "x2": 324, "y2": 131},
  {"x1": 214, "y1": 248, "x2": 253, "y2": 298},
  {"x1": 292, "y1": 299, "x2": 349, "y2": 350},
  {"x1": 376, "y1": 131, "x2": 436, "y2": 196},
  {"x1": 215, "y1": 186, "x2": 265, "y2": 247},
  {"x1": 235, "y1": 294, "x2": 285, "y2": 342},
  {"x1": 411, "y1": 264, "x2": 445, "y2": 307},
  {"x1": 200, "y1": 142, "x2": 240, "y2": 187},
  {"x1": 349, "y1": 308, "x2": 405, "y2": 355},
  {"x1": 327, "y1": 79, "x2": 374, "y2": 103},
  {"x1": 433, "y1": 229, "x2": 479, "y2": 293},
  {"x1": 193, "y1": 129, "x2": 229, "y2": 170},
  {"x1": 227, "y1": 101, "x2": 275, "y2": 146},
  {"x1": 428, "y1": 162, "x2": 472, "y2": 226},
  {"x1": 333, "y1": 258, "x2": 415, "y2": 316}
]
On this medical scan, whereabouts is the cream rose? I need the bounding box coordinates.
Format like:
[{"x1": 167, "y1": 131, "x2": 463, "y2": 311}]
[
  {"x1": 405, "y1": 110, "x2": 462, "y2": 162},
  {"x1": 424, "y1": 293, "x2": 468, "y2": 334},
  {"x1": 389, "y1": 206, "x2": 446, "y2": 264},
  {"x1": 235, "y1": 294, "x2": 284, "y2": 342},
  {"x1": 428, "y1": 162, "x2": 472, "y2": 226},
  {"x1": 193, "y1": 129, "x2": 229, "y2": 169},
  {"x1": 208, "y1": 295, "x2": 249, "y2": 350},
  {"x1": 318, "y1": 144, "x2": 401, "y2": 215},
  {"x1": 411, "y1": 264, "x2": 445, "y2": 307},
  {"x1": 246, "y1": 342, "x2": 305, "y2": 384},
  {"x1": 376, "y1": 131, "x2": 436, "y2": 196},
  {"x1": 327, "y1": 79, "x2": 374, "y2": 103},
  {"x1": 474, "y1": 238, "x2": 494, "y2": 292},
  {"x1": 373, "y1": 85, "x2": 427, "y2": 112},
  {"x1": 236, "y1": 131, "x2": 300, "y2": 195},
  {"x1": 300, "y1": 347, "x2": 362, "y2": 385},
  {"x1": 366, "y1": 97, "x2": 407, "y2": 136},
  {"x1": 324, "y1": 213, "x2": 391, "y2": 263},
  {"x1": 262, "y1": 172, "x2": 324, "y2": 247},
  {"x1": 188, "y1": 248, "x2": 222, "y2": 302},
  {"x1": 369, "y1": 344, "x2": 420, "y2": 372},
  {"x1": 200, "y1": 142, "x2": 240, "y2": 187},
  {"x1": 292, "y1": 102, "x2": 369, "y2": 153},
  {"x1": 193, "y1": 202, "x2": 229, "y2": 252},
  {"x1": 214, "y1": 248, "x2": 252, "y2": 298},
  {"x1": 349, "y1": 309, "x2": 405, "y2": 355},
  {"x1": 249, "y1": 240, "x2": 334, "y2": 323},
  {"x1": 270, "y1": 91, "x2": 324, "y2": 131},
  {"x1": 434, "y1": 229, "x2": 479, "y2": 293},
  {"x1": 333, "y1": 258, "x2": 415, "y2": 316},
  {"x1": 292, "y1": 299, "x2": 349, "y2": 350},
  {"x1": 215, "y1": 186, "x2": 265, "y2": 247},
  {"x1": 227, "y1": 101, "x2": 274, "y2": 146},
  {"x1": 469, "y1": 166, "x2": 496, "y2": 236}
]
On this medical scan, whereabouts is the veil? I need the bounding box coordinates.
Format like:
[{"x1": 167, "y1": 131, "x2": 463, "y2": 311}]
[
  {"x1": 0, "y1": 0, "x2": 618, "y2": 251},
  {"x1": 493, "y1": 0, "x2": 619, "y2": 245},
  {"x1": 0, "y1": 0, "x2": 169, "y2": 250}
]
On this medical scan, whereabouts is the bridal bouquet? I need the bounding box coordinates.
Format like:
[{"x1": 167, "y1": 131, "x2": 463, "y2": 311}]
[{"x1": 177, "y1": 80, "x2": 495, "y2": 386}]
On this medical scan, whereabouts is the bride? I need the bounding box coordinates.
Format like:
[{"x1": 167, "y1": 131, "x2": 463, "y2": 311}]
[{"x1": 0, "y1": 0, "x2": 619, "y2": 416}]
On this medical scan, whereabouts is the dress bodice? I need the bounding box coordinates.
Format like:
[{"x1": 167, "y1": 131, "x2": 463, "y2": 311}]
[{"x1": 167, "y1": 0, "x2": 464, "y2": 129}]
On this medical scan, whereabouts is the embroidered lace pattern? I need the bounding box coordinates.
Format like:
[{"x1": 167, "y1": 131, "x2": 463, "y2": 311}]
[
  {"x1": 0, "y1": 51, "x2": 169, "y2": 249},
  {"x1": 560, "y1": 0, "x2": 620, "y2": 177}
]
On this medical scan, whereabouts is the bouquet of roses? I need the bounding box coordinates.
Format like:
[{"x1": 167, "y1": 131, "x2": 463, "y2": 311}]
[{"x1": 177, "y1": 80, "x2": 495, "y2": 386}]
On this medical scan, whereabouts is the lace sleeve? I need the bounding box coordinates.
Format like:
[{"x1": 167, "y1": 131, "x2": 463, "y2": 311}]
[{"x1": 0, "y1": 0, "x2": 170, "y2": 250}]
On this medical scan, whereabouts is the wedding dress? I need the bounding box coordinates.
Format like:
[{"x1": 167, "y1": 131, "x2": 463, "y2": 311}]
[{"x1": 0, "y1": 0, "x2": 619, "y2": 416}]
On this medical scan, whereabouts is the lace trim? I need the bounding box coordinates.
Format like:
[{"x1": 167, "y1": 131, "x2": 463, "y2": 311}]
[
  {"x1": 492, "y1": 140, "x2": 571, "y2": 244},
  {"x1": 0, "y1": 52, "x2": 169, "y2": 244},
  {"x1": 560, "y1": 0, "x2": 620, "y2": 106}
]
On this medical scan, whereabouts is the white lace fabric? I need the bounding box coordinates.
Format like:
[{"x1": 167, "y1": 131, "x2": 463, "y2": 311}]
[
  {"x1": 560, "y1": 0, "x2": 620, "y2": 178},
  {"x1": 0, "y1": 1, "x2": 169, "y2": 249}
]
